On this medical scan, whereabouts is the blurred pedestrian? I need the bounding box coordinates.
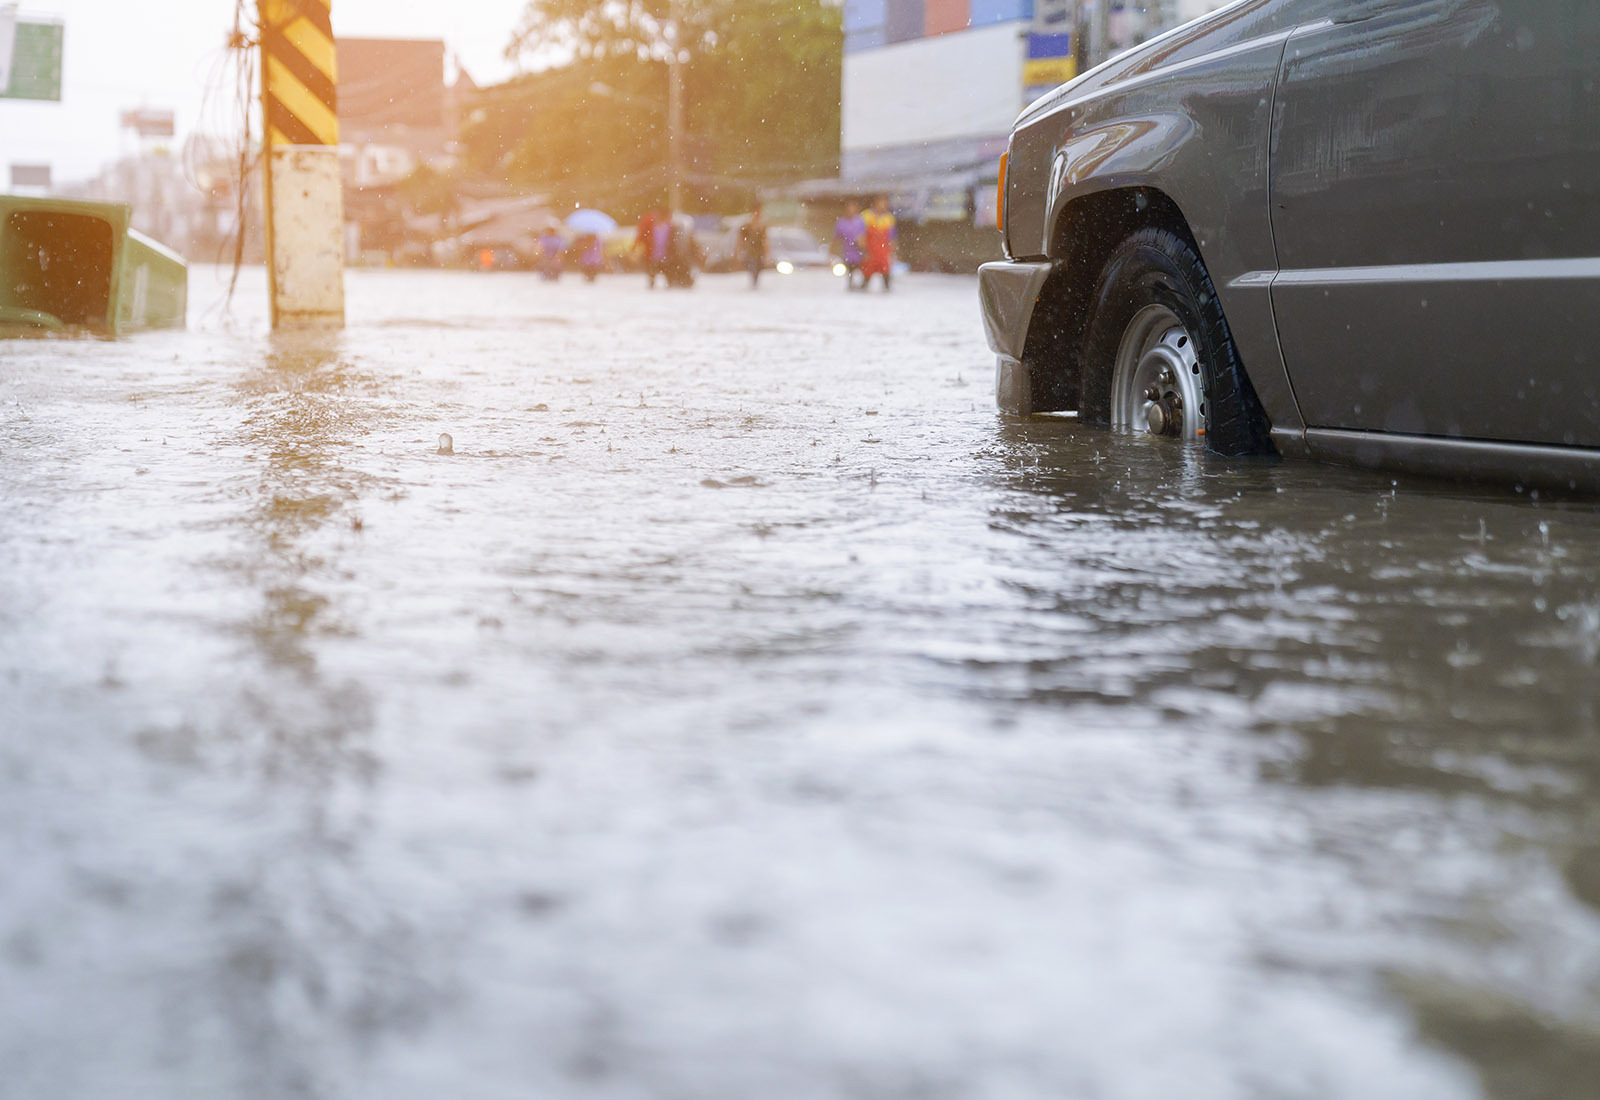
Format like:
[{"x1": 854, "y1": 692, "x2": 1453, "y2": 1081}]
[
  {"x1": 832, "y1": 200, "x2": 866, "y2": 290},
  {"x1": 577, "y1": 233, "x2": 604, "y2": 282},
  {"x1": 860, "y1": 196, "x2": 897, "y2": 292},
  {"x1": 636, "y1": 209, "x2": 666, "y2": 288},
  {"x1": 738, "y1": 205, "x2": 769, "y2": 288},
  {"x1": 537, "y1": 223, "x2": 565, "y2": 281},
  {"x1": 649, "y1": 210, "x2": 673, "y2": 288},
  {"x1": 662, "y1": 213, "x2": 700, "y2": 289}
]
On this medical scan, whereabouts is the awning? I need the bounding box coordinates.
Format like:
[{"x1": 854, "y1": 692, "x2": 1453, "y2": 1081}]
[{"x1": 778, "y1": 164, "x2": 997, "y2": 223}]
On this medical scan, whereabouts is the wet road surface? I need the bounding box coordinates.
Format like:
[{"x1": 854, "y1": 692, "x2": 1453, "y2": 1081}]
[{"x1": 3, "y1": 266, "x2": 1599, "y2": 1099}]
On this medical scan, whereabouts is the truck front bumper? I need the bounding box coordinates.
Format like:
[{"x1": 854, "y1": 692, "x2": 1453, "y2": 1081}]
[{"x1": 977, "y1": 259, "x2": 1054, "y2": 415}]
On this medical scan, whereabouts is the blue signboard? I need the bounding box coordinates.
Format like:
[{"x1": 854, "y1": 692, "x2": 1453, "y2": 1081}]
[{"x1": 970, "y1": 0, "x2": 1031, "y2": 26}]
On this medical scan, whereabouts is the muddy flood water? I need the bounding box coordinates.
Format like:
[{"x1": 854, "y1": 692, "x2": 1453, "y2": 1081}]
[{"x1": 3, "y1": 266, "x2": 1599, "y2": 1099}]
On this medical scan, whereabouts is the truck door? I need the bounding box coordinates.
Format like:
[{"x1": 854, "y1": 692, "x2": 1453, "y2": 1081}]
[{"x1": 1268, "y1": 0, "x2": 1600, "y2": 446}]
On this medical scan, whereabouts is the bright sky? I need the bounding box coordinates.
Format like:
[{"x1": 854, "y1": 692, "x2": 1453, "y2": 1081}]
[{"x1": 1, "y1": 0, "x2": 533, "y2": 184}]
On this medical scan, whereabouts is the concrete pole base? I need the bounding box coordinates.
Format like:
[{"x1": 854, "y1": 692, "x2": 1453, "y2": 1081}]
[{"x1": 266, "y1": 146, "x2": 345, "y2": 329}]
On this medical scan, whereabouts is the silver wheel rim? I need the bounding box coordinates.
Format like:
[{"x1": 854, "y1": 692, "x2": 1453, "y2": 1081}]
[{"x1": 1109, "y1": 304, "x2": 1207, "y2": 440}]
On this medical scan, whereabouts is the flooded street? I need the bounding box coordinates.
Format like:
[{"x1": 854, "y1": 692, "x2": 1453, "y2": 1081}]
[{"x1": 3, "y1": 266, "x2": 1599, "y2": 1099}]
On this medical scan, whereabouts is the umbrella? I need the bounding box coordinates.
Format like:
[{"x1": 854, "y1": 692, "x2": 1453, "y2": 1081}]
[{"x1": 565, "y1": 209, "x2": 618, "y2": 236}]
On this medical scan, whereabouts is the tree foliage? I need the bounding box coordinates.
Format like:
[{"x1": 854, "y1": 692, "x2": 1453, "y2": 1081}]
[
  {"x1": 459, "y1": 0, "x2": 840, "y2": 214},
  {"x1": 507, "y1": 0, "x2": 686, "y2": 62}
]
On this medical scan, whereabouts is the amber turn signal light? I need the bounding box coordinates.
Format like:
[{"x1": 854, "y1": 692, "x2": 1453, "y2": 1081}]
[{"x1": 996, "y1": 152, "x2": 1008, "y2": 230}]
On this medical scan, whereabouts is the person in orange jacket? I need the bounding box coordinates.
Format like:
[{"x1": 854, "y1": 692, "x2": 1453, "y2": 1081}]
[{"x1": 859, "y1": 195, "x2": 897, "y2": 292}]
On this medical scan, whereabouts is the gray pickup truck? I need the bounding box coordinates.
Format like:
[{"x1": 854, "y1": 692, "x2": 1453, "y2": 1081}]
[{"x1": 980, "y1": 0, "x2": 1600, "y2": 491}]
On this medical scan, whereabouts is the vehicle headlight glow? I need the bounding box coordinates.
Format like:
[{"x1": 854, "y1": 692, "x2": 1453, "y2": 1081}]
[
  {"x1": 776, "y1": 261, "x2": 795, "y2": 275},
  {"x1": 832, "y1": 263, "x2": 847, "y2": 277}
]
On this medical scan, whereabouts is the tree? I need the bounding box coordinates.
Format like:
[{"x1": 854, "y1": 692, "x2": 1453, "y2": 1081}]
[
  {"x1": 461, "y1": 0, "x2": 840, "y2": 213},
  {"x1": 507, "y1": 0, "x2": 688, "y2": 62},
  {"x1": 685, "y1": 0, "x2": 841, "y2": 185}
]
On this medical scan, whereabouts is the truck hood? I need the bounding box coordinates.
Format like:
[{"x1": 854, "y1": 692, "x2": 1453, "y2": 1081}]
[{"x1": 1016, "y1": 0, "x2": 1288, "y2": 128}]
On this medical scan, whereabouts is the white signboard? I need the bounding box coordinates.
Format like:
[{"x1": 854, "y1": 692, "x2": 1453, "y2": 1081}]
[
  {"x1": 843, "y1": 23, "x2": 1025, "y2": 153},
  {"x1": 10, "y1": 162, "x2": 51, "y2": 188}
]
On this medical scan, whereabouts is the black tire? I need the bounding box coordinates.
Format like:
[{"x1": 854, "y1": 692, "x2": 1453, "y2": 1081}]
[{"x1": 1079, "y1": 227, "x2": 1273, "y2": 456}]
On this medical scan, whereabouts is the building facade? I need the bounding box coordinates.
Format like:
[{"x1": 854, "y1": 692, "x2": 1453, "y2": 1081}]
[{"x1": 844, "y1": 0, "x2": 1045, "y2": 185}]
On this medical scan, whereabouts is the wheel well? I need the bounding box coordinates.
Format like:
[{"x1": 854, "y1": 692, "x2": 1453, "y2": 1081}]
[{"x1": 1021, "y1": 187, "x2": 1195, "y2": 413}]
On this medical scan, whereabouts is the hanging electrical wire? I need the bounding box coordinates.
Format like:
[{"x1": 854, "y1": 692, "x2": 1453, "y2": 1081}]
[
  {"x1": 183, "y1": 0, "x2": 260, "y2": 316},
  {"x1": 222, "y1": 0, "x2": 259, "y2": 309}
]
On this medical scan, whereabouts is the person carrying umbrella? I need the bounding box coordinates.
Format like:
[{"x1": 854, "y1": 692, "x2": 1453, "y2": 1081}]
[
  {"x1": 564, "y1": 209, "x2": 616, "y2": 284},
  {"x1": 577, "y1": 234, "x2": 604, "y2": 281}
]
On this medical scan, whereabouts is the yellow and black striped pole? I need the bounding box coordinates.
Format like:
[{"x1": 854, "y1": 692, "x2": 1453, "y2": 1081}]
[{"x1": 259, "y1": 0, "x2": 344, "y2": 328}]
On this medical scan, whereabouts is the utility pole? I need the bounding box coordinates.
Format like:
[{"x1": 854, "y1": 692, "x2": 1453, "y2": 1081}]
[
  {"x1": 1095, "y1": 0, "x2": 1112, "y2": 67},
  {"x1": 258, "y1": 0, "x2": 344, "y2": 329},
  {"x1": 666, "y1": 0, "x2": 684, "y2": 215},
  {"x1": 1071, "y1": 0, "x2": 1086, "y2": 72}
]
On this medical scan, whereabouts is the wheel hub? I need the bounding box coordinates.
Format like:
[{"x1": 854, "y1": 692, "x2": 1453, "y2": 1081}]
[
  {"x1": 1110, "y1": 305, "x2": 1207, "y2": 440},
  {"x1": 1144, "y1": 393, "x2": 1182, "y2": 437}
]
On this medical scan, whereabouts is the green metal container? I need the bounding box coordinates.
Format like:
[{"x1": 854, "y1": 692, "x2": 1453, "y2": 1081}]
[{"x1": 0, "y1": 194, "x2": 187, "y2": 335}]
